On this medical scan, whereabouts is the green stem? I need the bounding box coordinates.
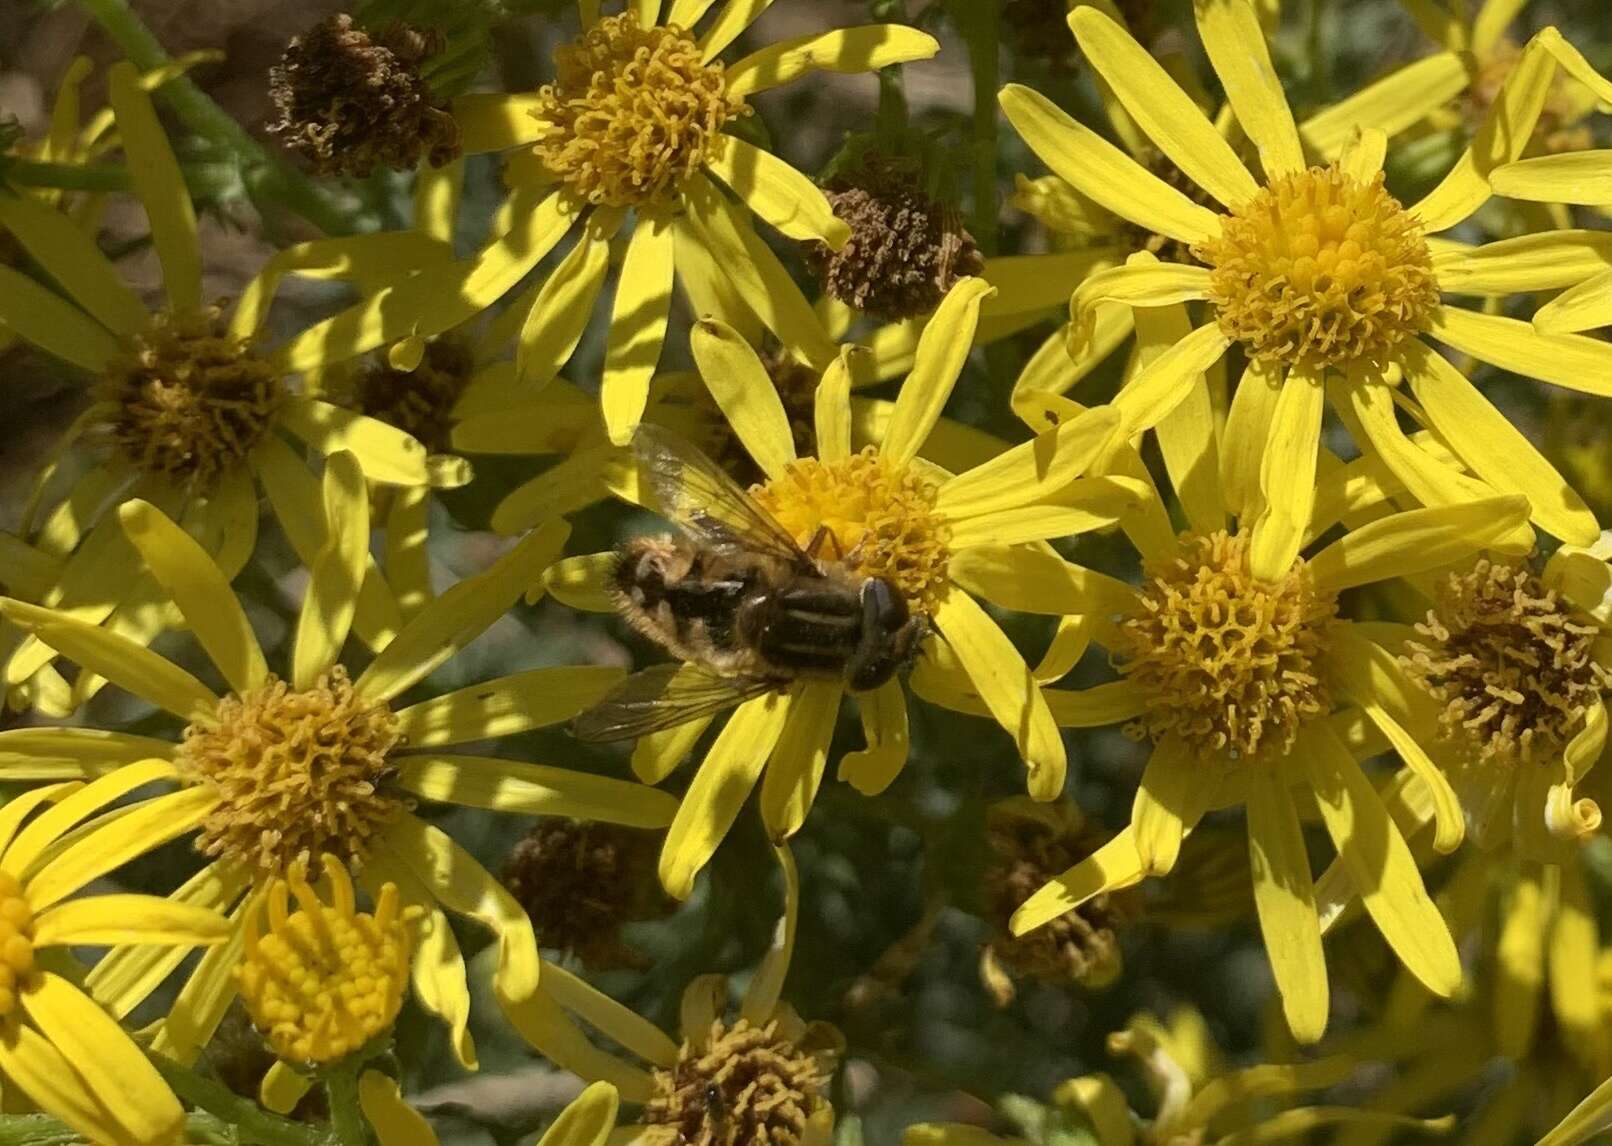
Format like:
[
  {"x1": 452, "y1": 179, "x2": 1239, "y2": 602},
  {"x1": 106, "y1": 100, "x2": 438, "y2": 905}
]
[
  {"x1": 151, "y1": 1056, "x2": 327, "y2": 1146},
  {"x1": 962, "y1": 0, "x2": 1000, "y2": 257},
  {"x1": 72, "y1": 0, "x2": 362, "y2": 236},
  {"x1": 325, "y1": 1065, "x2": 370, "y2": 1146},
  {"x1": 6, "y1": 157, "x2": 239, "y2": 198},
  {"x1": 0, "y1": 1114, "x2": 84, "y2": 1146}
]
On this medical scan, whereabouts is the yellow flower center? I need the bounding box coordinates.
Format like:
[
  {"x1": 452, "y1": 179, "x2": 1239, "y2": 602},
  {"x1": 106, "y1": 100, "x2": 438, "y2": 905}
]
[
  {"x1": 1117, "y1": 531, "x2": 1337, "y2": 761},
  {"x1": 532, "y1": 13, "x2": 744, "y2": 208},
  {"x1": 0, "y1": 873, "x2": 35, "y2": 1018},
  {"x1": 644, "y1": 1017, "x2": 835, "y2": 1146},
  {"x1": 176, "y1": 668, "x2": 404, "y2": 878},
  {"x1": 1403, "y1": 559, "x2": 1611, "y2": 766},
  {"x1": 1196, "y1": 164, "x2": 1438, "y2": 370},
  {"x1": 98, "y1": 305, "x2": 284, "y2": 491},
  {"x1": 351, "y1": 338, "x2": 473, "y2": 454},
  {"x1": 751, "y1": 446, "x2": 952, "y2": 614},
  {"x1": 235, "y1": 857, "x2": 415, "y2": 1064}
]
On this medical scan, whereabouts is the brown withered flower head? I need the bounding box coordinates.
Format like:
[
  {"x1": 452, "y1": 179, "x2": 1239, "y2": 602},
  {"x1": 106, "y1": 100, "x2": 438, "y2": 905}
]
[
  {"x1": 806, "y1": 157, "x2": 983, "y2": 323},
  {"x1": 501, "y1": 820, "x2": 674, "y2": 971},
  {"x1": 267, "y1": 13, "x2": 460, "y2": 178},
  {"x1": 980, "y1": 796, "x2": 1138, "y2": 1006}
]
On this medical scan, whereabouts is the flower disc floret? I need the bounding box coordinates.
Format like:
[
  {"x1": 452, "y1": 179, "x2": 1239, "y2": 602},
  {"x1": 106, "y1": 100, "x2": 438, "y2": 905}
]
[
  {"x1": 531, "y1": 13, "x2": 744, "y2": 208},
  {"x1": 235, "y1": 858, "x2": 415, "y2": 1064},
  {"x1": 176, "y1": 667, "x2": 404, "y2": 877},
  {"x1": 352, "y1": 338, "x2": 473, "y2": 452},
  {"x1": 98, "y1": 305, "x2": 283, "y2": 491},
  {"x1": 1403, "y1": 559, "x2": 1611, "y2": 766},
  {"x1": 0, "y1": 873, "x2": 34, "y2": 1018},
  {"x1": 1117, "y1": 531, "x2": 1338, "y2": 761},
  {"x1": 645, "y1": 1017, "x2": 834, "y2": 1146},
  {"x1": 1196, "y1": 164, "x2": 1438, "y2": 370},
  {"x1": 751, "y1": 446, "x2": 952, "y2": 613}
]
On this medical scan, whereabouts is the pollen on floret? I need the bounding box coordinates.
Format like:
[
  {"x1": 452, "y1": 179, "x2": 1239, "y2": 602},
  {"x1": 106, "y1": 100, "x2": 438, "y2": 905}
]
[
  {"x1": 176, "y1": 668, "x2": 404, "y2": 878},
  {"x1": 531, "y1": 13, "x2": 745, "y2": 208},
  {"x1": 644, "y1": 1016, "x2": 839, "y2": 1146},
  {"x1": 752, "y1": 446, "x2": 952, "y2": 614},
  {"x1": 235, "y1": 856, "x2": 420, "y2": 1064},
  {"x1": 0, "y1": 872, "x2": 35, "y2": 1019},
  {"x1": 1403, "y1": 559, "x2": 1611, "y2": 767},
  {"x1": 1117, "y1": 530, "x2": 1338, "y2": 762},
  {"x1": 97, "y1": 305, "x2": 283, "y2": 492},
  {"x1": 1196, "y1": 164, "x2": 1439, "y2": 370}
]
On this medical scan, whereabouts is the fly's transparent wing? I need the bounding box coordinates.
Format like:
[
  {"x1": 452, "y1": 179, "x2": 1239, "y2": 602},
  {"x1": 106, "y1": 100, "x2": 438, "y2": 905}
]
[
  {"x1": 570, "y1": 662, "x2": 777, "y2": 742},
  {"x1": 630, "y1": 425, "x2": 811, "y2": 569}
]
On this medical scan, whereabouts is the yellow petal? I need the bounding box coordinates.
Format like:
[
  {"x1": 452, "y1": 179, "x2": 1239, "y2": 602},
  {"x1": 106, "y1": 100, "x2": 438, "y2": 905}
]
[
  {"x1": 0, "y1": 728, "x2": 172, "y2": 782},
  {"x1": 1220, "y1": 358, "x2": 1283, "y2": 522},
  {"x1": 357, "y1": 519, "x2": 570, "y2": 703},
  {"x1": 451, "y1": 92, "x2": 547, "y2": 153},
  {"x1": 0, "y1": 598, "x2": 216, "y2": 720},
  {"x1": 1248, "y1": 366, "x2": 1324, "y2": 582},
  {"x1": 1109, "y1": 321, "x2": 1230, "y2": 437},
  {"x1": 1303, "y1": 724, "x2": 1462, "y2": 998},
  {"x1": 1307, "y1": 496, "x2": 1530, "y2": 594},
  {"x1": 1132, "y1": 735, "x2": 1206, "y2": 876},
  {"x1": 395, "y1": 755, "x2": 677, "y2": 828},
  {"x1": 602, "y1": 215, "x2": 676, "y2": 445},
  {"x1": 634, "y1": 711, "x2": 715, "y2": 785},
  {"x1": 1430, "y1": 305, "x2": 1612, "y2": 397},
  {"x1": 1548, "y1": 861, "x2": 1602, "y2": 1064},
  {"x1": 26, "y1": 786, "x2": 217, "y2": 910},
  {"x1": 517, "y1": 212, "x2": 623, "y2": 387},
  {"x1": 706, "y1": 137, "x2": 848, "y2": 246},
  {"x1": 982, "y1": 249, "x2": 1126, "y2": 319},
  {"x1": 814, "y1": 347, "x2": 862, "y2": 463},
  {"x1": 1213, "y1": 1108, "x2": 1455, "y2": 1144},
  {"x1": 740, "y1": 842, "x2": 800, "y2": 1025},
  {"x1": 838, "y1": 678, "x2": 908, "y2": 797},
  {"x1": 1492, "y1": 863, "x2": 1545, "y2": 1059},
  {"x1": 152, "y1": 891, "x2": 258, "y2": 1063},
  {"x1": 1298, "y1": 52, "x2": 1469, "y2": 160},
  {"x1": 659, "y1": 692, "x2": 789, "y2": 899},
  {"x1": 931, "y1": 590, "x2": 1064, "y2": 800},
  {"x1": 1533, "y1": 266, "x2": 1612, "y2": 335},
  {"x1": 1491, "y1": 150, "x2": 1612, "y2": 205},
  {"x1": 1069, "y1": 7, "x2": 1258, "y2": 209},
  {"x1": 292, "y1": 451, "x2": 369, "y2": 688},
  {"x1": 671, "y1": 215, "x2": 765, "y2": 344},
  {"x1": 882, "y1": 278, "x2": 995, "y2": 466},
  {"x1": 936, "y1": 405, "x2": 1119, "y2": 519},
  {"x1": 681, "y1": 172, "x2": 837, "y2": 369},
  {"x1": 724, "y1": 25, "x2": 940, "y2": 98},
  {"x1": 117, "y1": 499, "x2": 267, "y2": 695},
  {"x1": 358, "y1": 1072, "x2": 439, "y2": 1146},
  {"x1": 948, "y1": 545, "x2": 1136, "y2": 619},
  {"x1": 1403, "y1": 341, "x2": 1598, "y2": 545},
  {"x1": 394, "y1": 666, "x2": 625, "y2": 745},
  {"x1": 945, "y1": 479, "x2": 1146, "y2": 548},
  {"x1": 1246, "y1": 769, "x2": 1328, "y2": 1044},
  {"x1": 32, "y1": 893, "x2": 230, "y2": 949},
  {"x1": 1410, "y1": 33, "x2": 1552, "y2": 233},
  {"x1": 998, "y1": 84, "x2": 1219, "y2": 245},
  {"x1": 1537, "y1": 1074, "x2": 1612, "y2": 1146},
  {"x1": 0, "y1": 265, "x2": 121, "y2": 373},
  {"x1": 539, "y1": 960, "x2": 679, "y2": 1068},
  {"x1": 758, "y1": 681, "x2": 839, "y2": 840},
  {"x1": 278, "y1": 396, "x2": 431, "y2": 486},
  {"x1": 108, "y1": 62, "x2": 200, "y2": 311},
  {"x1": 0, "y1": 190, "x2": 144, "y2": 338},
  {"x1": 380, "y1": 814, "x2": 541, "y2": 1002},
  {"x1": 0, "y1": 1004, "x2": 164, "y2": 1146},
  {"x1": 1194, "y1": 0, "x2": 1304, "y2": 176},
  {"x1": 1431, "y1": 229, "x2": 1612, "y2": 296},
  {"x1": 690, "y1": 317, "x2": 797, "y2": 478},
  {"x1": 698, "y1": 0, "x2": 774, "y2": 60},
  {"x1": 1068, "y1": 263, "x2": 1214, "y2": 358},
  {"x1": 1009, "y1": 830, "x2": 1145, "y2": 935}
]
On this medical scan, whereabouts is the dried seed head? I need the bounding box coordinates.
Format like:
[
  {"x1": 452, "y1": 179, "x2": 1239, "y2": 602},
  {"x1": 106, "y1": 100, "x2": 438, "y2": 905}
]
[
  {"x1": 806, "y1": 159, "x2": 983, "y2": 322},
  {"x1": 980, "y1": 798, "x2": 1135, "y2": 1004},
  {"x1": 500, "y1": 820, "x2": 673, "y2": 971},
  {"x1": 268, "y1": 14, "x2": 460, "y2": 177}
]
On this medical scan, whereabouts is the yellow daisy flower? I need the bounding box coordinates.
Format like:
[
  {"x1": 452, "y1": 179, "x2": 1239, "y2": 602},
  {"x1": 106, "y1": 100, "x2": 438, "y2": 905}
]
[
  {"x1": 905, "y1": 1006, "x2": 1453, "y2": 1146},
  {"x1": 1000, "y1": 6, "x2": 1612, "y2": 552},
  {"x1": 501, "y1": 842, "x2": 840, "y2": 1146},
  {"x1": 0, "y1": 767, "x2": 232, "y2": 1145},
  {"x1": 357, "y1": 1076, "x2": 625, "y2": 1146},
  {"x1": 278, "y1": 0, "x2": 941, "y2": 447},
  {"x1": 939, "y1": 379, "x2": 1535, "y2": 1041},
  {"x1": 550, "y1": 278, "x2": 1141, "y2": 898},
  {"x1": 0, "y1": 63, "x2": 459, "y2": 704},
  {"x1": 0, "y1": 476, "x2": 675, "y2": 1076}
]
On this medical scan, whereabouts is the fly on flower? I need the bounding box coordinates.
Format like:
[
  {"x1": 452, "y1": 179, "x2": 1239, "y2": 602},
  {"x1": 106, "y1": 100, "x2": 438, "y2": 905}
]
[{"x1": 572, "y1": 425, "x2": 928, "y2": 742}]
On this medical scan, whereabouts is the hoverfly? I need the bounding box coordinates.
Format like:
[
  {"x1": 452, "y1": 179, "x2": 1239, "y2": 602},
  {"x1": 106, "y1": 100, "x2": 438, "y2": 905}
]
[{"x1": 571, "y1": 426, "x2": 927, "y2": 742}]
